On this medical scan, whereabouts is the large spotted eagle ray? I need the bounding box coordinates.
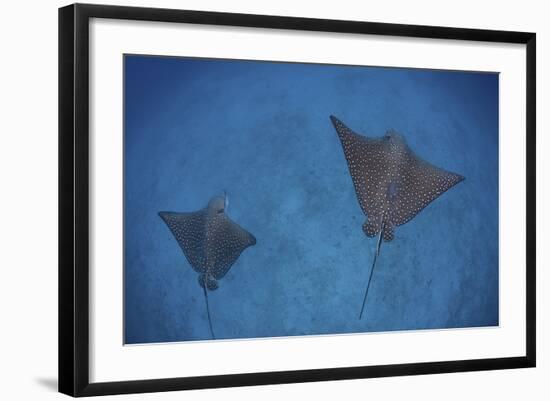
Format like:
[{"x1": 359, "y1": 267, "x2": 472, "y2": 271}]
[
  {"x1": 330, "y1": 116, "x2": 464, "y2": 319},
  {"x1": 159, "y1": 192, "x2": 256, "y2": 339}
]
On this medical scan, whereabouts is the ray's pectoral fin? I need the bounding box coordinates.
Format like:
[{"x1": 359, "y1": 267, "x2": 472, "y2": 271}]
[
  {"x1": 159, "y1": 210, "x2": 207, "y2": 273},
  {"x1": 208, "y1": 216, "x2": 257, "y2": 280},
  {"x1": 198, "y1": 273, "x2": 219, "y2": 291},
  {"x1": 393, "y1": 155, "x2": 465, "y2": 227}
]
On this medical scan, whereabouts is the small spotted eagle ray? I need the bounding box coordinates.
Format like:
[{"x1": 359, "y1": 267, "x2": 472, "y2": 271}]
[
  {"x1": 159, "y1": 192, "x2": 256, "y2": 339},
  {"x1": 330, "y1": 116, "x2": 464, "y2": 319}
]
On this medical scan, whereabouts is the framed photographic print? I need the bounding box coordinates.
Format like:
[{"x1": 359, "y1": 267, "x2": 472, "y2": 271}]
[{"x1": 58, "y1": 3, "x2": 536, "y2": 397}]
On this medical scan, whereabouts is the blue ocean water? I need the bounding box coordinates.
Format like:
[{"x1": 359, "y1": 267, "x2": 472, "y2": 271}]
[{"x1": 123, "y1": 55, "x2": 499, "y2": 344}]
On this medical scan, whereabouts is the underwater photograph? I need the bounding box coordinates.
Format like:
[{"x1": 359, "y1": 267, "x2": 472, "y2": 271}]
[{"x1": 123, "y1": 54, "x2": 499, "y2": 344}]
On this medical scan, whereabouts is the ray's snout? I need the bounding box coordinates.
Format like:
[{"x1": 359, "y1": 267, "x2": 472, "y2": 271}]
[{"x1": 208, "y1": 194, "x2": 226, "y2": 213}]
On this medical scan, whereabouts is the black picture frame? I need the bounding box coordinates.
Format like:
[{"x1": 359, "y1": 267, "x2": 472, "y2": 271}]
[{"x1": 59, "y1": 3, "x2": 536, "y2": 397}]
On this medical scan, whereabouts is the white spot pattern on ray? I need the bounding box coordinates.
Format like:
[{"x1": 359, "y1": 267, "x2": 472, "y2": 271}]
[
  {"x1": 330, "y1": 115, "x2": 464, "y2": 242},
  {"x1": 159, "y1": 195, "x2": 256, "y2": 290}
]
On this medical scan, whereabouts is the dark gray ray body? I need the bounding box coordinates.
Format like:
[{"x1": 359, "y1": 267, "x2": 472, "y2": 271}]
[
  {"x1": 159, "y1": 193, "x2": 256, "y2": 338},
  {"x1": 330, "y1": 115, "x2": 464, "y2": 318}
]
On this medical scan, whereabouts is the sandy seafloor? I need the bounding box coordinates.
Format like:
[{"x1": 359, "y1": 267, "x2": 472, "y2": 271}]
[{"x1": 123, "y1": 55, "x2": 499, "y2": 344}]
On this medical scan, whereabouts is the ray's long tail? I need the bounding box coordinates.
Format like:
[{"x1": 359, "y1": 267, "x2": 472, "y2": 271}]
[
  {"x1": 202, "y1": 285, "x2": 216, "y2": 339},
  {"x1": 359, "y1": 224, "x2": 384, "y2": 319}
]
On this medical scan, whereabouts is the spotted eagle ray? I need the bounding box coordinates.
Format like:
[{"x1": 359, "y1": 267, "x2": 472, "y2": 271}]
[
  {"x1": 330, "y1": 116, "x2": 464, "y2": 319},
  {"x1": 159, "y1": 192, "x2": 256, "y2": 339}
]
